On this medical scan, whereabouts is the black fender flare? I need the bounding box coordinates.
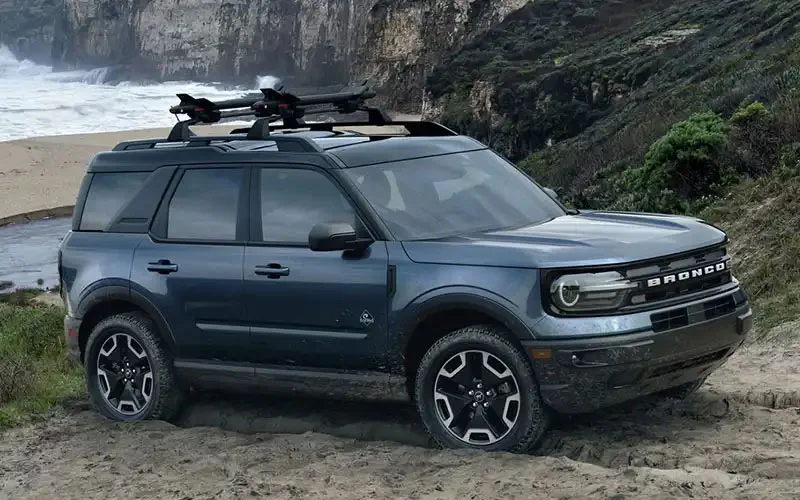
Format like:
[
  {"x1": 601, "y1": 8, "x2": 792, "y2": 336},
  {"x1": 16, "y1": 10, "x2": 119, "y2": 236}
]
[
  {"x1": 399, "y1": 287, "x2": 536, "y2": 349},
  {"x1": 75, "y1": 280, "x2": 177, "y2": 351}
]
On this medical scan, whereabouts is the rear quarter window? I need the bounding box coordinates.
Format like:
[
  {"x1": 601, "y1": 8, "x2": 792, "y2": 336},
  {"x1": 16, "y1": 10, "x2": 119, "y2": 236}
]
[{"x1": 79, "y1": 173, "x2": 149, "y2": 231}]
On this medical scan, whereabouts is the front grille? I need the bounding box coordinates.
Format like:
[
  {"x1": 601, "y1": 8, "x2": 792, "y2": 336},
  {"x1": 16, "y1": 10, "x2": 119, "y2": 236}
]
[
  {"x1": 651, "y1": 294, "x2": 737, "y2": 333},
  {"x1": 622, "y1": 244, "x2": 733, "y2": 312}
]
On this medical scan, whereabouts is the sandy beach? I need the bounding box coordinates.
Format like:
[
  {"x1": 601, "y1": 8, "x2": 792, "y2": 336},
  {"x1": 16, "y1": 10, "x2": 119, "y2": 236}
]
[
  {"x1": 0, "y1": 125, "x2": 237, "y2": 221},
  {"x1": 0, "y1": 116, "x2": 421, "y2": 222}
]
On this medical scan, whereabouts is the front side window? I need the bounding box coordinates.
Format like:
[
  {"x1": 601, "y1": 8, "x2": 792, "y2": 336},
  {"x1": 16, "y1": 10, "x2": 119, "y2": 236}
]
[
  {"x1": 259, "y1": 168, "x2": 355, "y2": 244},
  {"x1": 344, "y1": 149, "x2": 565, "y2": 240},
  {"x1": 167, "y1": 168, "x2": 242, "y2": 241}
]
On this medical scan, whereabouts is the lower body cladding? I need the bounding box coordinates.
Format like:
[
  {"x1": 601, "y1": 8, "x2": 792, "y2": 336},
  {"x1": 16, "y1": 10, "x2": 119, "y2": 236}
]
[{"x1": 523, "y1": 289, "x2": 752, "y2": 414}]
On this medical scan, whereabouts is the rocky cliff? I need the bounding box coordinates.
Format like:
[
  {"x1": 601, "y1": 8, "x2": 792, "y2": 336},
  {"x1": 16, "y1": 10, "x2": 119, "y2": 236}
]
[
  {"x1": 51, "y1": 0, "x2": 527, "y2": 111},
  {"x1": 0, "y1": 0, "x2": 59, "y2": 62}
]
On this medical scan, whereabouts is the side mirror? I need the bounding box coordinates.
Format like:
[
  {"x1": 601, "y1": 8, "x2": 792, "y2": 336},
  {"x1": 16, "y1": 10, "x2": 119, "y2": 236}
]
[
  {"x1": 543, "y1": 187, "x2": 559, "y2": 201},
  {"x1": 308, "y1": 222, "x2": 372, "y2": 252}
]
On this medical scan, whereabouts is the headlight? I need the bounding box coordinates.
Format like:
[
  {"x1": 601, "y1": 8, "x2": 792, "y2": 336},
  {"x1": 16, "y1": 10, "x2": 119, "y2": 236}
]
[{"x1": 549, "y1": 271, "x2": 637, "y2": 313}]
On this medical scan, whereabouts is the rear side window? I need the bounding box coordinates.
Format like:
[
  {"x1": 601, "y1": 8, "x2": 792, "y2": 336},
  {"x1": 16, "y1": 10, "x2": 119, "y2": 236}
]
[
  {"x1": 167, "y1": 168, "x2": 242, "y2": 241},
  {"x1": 80, "y1": 173, "x2": 149, "y2": 231}
]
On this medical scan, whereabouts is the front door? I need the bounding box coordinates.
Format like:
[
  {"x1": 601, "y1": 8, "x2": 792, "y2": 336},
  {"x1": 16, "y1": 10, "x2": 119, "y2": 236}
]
[
  {"x1": 244, "y1": 165, "x2": 389, "y2": 371},
  {"x1": 132, "y1": 166, "x2": 250, "y2": 362}
]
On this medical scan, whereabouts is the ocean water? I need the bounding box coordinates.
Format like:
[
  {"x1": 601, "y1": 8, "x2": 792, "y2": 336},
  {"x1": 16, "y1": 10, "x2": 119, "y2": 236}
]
[{"x1": 0, "y1": 45, "x2": 280, "y2": 142}]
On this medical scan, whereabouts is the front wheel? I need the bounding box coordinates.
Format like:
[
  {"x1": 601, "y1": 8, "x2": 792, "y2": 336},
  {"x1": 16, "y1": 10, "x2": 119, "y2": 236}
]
[{"x1": 414, "y1": 325, "x2": 548, "y2": 453}]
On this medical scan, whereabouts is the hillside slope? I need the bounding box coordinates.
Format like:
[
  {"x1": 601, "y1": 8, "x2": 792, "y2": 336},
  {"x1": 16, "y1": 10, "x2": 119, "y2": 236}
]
[{"x1": 428, "y1": 0, "x2": 800, "y2": 193}]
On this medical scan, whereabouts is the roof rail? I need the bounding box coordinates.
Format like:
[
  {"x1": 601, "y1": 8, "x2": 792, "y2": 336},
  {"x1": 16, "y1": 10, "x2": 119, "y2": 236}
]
[{"x1": 113, "y1": 118, "x2": 322, "y2": 152}]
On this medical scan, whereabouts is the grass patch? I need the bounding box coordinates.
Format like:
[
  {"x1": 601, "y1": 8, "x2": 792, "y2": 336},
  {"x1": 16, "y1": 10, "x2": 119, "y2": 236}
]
[
  {"x1": 0, "y1": 301, "x2": 84, "y2": 429},
  {"x1": 702, "y1": 166, "x2": 800, "y2": 338}
]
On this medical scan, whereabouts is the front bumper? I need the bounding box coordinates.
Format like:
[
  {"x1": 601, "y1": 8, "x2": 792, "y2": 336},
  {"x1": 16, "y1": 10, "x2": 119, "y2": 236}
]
[
  {"x1": 523, "y1": 288, "x2": 751, "y2": 414},
  {"x1": 64, "y1": 315, "x2": 82, "y2": 364}
]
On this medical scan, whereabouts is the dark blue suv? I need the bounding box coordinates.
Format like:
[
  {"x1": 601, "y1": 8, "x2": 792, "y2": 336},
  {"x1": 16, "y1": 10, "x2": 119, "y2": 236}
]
[{"x1": 59, "y1": 87, "x2": 752, "y2": 453}]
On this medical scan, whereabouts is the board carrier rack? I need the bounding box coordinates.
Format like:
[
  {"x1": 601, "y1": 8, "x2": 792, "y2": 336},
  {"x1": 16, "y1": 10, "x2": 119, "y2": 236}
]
[{"x1": 113, "y1": 81, "x2": 457, "y2": 152}]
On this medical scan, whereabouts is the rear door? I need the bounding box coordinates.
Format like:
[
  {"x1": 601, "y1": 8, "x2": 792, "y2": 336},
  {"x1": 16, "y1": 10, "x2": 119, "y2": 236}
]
[
  {"x1": 243, "y1": 165, "x2": 389, "y2": 370},
  {"x1": 131, "y1": 166, "x2": 250, "y2": 362}
]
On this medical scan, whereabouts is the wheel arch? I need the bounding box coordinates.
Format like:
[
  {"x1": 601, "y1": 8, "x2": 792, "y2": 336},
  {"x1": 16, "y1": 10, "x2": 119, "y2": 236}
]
[
  {"x1": 400, "y1": 288, "x2": 534, "y2": 390},
  {"x1": 76, "y1": 284, "x2": 176, "y2": 361}
]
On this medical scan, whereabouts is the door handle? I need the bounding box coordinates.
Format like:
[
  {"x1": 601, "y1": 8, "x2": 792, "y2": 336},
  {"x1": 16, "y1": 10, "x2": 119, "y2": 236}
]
[
  {"x1": 147, "y1": 260, "x2": 178, "y2": 275},
  {"x1": 255, "y1": 264, "x2": 290, "y2": 278}
]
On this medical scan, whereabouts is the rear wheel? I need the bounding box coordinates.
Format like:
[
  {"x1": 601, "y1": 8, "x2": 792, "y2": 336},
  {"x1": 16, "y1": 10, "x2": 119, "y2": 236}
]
[
  {"x1": 84, "y1": 312, "x2": 184, "y2": 422},
  {"x1": 414, "y1": 325, "x2": 548, "y2": 453}
]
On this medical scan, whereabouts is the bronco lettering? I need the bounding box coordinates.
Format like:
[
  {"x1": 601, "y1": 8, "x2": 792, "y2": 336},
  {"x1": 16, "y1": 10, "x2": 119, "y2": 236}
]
[{"x1": 646, "y1": 260, "x2": 730, "y2": 288}]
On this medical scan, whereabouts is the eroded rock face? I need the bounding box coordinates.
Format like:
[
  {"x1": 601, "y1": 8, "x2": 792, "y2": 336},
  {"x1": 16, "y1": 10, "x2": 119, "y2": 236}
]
[
  {"x1": 51, "y1": 0, "x2": 528, "y2": 110},
  {"x1": 355, "y1": 0, "x2": 528, "y2": 110},
  {"x1": 0, "y1": 0, "x2": 60, "y2": 62}
]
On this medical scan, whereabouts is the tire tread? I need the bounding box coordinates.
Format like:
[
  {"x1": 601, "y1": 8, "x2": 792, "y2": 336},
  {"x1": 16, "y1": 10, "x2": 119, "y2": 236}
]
[{"x1": 414, "y1": 324, "x2": 548, "y2": 453}]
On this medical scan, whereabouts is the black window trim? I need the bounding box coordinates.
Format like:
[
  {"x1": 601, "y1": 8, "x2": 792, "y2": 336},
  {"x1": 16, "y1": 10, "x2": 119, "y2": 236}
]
[
  {"x1": 71, "y1": 172, "x2": 94, "y2": 231},
  {"x1": 248, "y1": 163, "x2": 379, "y2": 248},
  {"x1": 149, "y1": 165, "x2": 250, "y2": 246}
]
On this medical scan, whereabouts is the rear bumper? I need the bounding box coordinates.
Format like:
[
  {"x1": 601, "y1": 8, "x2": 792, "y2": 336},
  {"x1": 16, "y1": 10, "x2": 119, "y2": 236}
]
[
  {"x1": 523, "y1": 289, "x2": 751, "y2": 414},
  {"x1": 64, "y1": 315, "x2": 82, "y2": 364}
]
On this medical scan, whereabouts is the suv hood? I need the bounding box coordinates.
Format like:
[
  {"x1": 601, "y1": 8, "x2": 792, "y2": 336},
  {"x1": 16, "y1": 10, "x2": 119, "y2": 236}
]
[{"x1": 401, "y1": 211, "x2": 727, "y2": 269}]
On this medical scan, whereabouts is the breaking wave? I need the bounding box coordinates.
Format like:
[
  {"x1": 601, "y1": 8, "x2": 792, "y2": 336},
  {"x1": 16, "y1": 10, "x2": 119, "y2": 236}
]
[{"x1": 0, "y1": 45, "x2": 282, "y2": 141}]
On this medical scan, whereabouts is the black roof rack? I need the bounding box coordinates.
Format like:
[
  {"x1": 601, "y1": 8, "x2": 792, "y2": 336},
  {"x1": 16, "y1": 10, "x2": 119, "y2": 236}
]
[{"x1": 114, "y1": 82, "x2": 457, "y2": 151}]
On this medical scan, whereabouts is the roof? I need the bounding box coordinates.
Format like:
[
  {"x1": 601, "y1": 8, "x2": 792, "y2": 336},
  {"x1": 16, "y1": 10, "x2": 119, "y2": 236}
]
[{"x1": 87, "y1": 132, "x2": 488, "y2": 173}]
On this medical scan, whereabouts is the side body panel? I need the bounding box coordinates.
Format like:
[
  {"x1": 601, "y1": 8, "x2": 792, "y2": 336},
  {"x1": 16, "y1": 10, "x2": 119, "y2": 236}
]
[
  {"x1": 131, "y1": 239, "x2": 247, "y2": 361},
  {"x1": 60, "y1": 231, "x2": 145, "y2": 317},
  {"x1": 384, "y1": 241, "x2": 541, "y2": 374},
  {"x1": 244, "y1": 243, "x2": 390, "y2": 370}
]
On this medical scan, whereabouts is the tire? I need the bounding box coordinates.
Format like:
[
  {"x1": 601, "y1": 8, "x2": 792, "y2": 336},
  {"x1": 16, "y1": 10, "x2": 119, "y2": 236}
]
[
  {"x1": 84, "y1": 312, "x2": 184, "y2": 422},
  {"x1": 414, "y1": 325, "x2": 548, "y2": 453},
  {"x1": 659, "y1": 377, "x2": 707, "y2": 400}
]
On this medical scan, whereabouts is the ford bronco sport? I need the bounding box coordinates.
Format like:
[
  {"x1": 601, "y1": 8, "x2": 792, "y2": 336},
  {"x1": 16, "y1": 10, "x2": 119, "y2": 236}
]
[{"x1": 60, "y1": 85, "x2": 752, "y2": 453}]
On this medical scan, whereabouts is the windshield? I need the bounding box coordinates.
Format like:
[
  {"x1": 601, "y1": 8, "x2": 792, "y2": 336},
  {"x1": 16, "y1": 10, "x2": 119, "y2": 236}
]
[{"x1": 345, "y1": 149, "x2": 565, "y2": 240}]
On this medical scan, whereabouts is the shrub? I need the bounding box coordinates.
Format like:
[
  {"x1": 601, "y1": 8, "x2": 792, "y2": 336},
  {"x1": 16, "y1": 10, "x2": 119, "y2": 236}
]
[
  {"x1": 730, "y1": 101, "x2": 769, "y2": 125},
  {"x1": 613, "y1": 112, "x2": 729, "y2": 213},
  {"x1": 780, "y1": 142, "x2": 800, "y2": 173},
  {"x1": 0, "y1": 356, "x2": 35, "y2": 404}
]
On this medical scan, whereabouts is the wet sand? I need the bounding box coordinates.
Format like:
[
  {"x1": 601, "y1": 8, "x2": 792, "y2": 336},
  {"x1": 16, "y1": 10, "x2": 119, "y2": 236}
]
[{"x1": 1, "y1": 341, "x2": 799, "y2": 499}]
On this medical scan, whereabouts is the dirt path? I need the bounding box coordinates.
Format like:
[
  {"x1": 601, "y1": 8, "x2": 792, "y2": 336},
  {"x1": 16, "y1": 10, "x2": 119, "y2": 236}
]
[{"x1": 1, "y1": 342, "x2": 798, "y2": 500}]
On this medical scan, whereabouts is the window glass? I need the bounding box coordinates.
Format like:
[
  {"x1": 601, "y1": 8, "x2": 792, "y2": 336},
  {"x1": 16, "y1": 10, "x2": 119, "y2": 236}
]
[
  {"x1": 344, "y1": 149, "x2": 565, "y2": 240},
  {"x1": 167, "y1": 168, "x2": 241, "y2": 240},
  {"x1": 260, "y1": 168, "x2": 355, "y2": 244},
  {"x1": 80, "y1": 172, "x2": 149, "y2": 230}
]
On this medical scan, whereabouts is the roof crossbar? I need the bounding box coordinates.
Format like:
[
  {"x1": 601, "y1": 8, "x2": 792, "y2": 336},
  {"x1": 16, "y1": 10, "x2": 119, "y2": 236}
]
[
  {"x1": 115, "y1": 82, "x2": 458, "y2": 150},
  {"x1": 112, "y1": 132, "x2": 322, "y2": 152},
  {"x1": 165, "y1": 82, "x2": 414, "y2": 141}
]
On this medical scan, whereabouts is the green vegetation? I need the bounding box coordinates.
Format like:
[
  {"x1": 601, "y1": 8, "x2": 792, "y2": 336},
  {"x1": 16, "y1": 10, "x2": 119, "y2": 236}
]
[
  {"x1": 613, "y1": 112, "x2": 730, "y2": 214},
  {"x1": 0, "y1": 301, "x2": 84, "y2": 429},
  {"x1": 429, "y1": 0, "x2": 800, "y2": 189},
  {"x1": 702, "y1": 166, "x2": 800, "y2": 338}
]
